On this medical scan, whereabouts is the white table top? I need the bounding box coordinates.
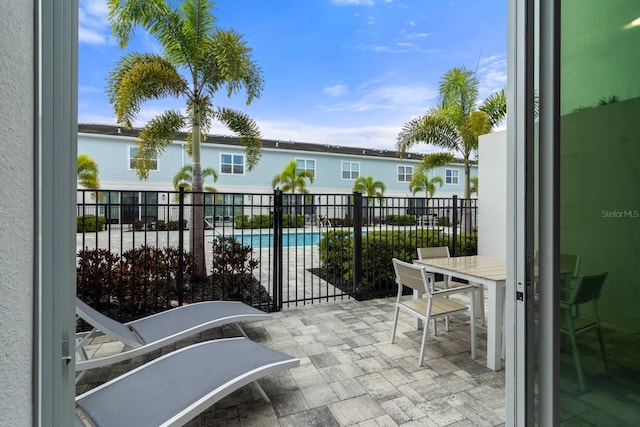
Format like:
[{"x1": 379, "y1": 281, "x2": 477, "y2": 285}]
[{"x1": 414, "y1": 255, "x2": 506, "y2": 283}]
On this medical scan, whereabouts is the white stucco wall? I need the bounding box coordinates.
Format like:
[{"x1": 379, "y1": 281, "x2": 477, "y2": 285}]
[
  {"x1": 478, "y1": 130, "x2": 507, "y2": 260},
  {"x1": 0, "y1": 1, "x2": 34, "y2": 424}
]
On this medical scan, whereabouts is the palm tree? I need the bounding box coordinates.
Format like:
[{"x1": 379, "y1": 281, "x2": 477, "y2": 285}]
[
  {"x1": 397, "y1": 66, "x2": 506, "y2": 198},
  {"x1": 409, "y1": 152, "x2": 455, "y2": 198},
  {"x1": 353, "y1": 176, "x2": 386, "y2": 224},
  {"x1": 470, "y1": 176, "x2": 478, "y2": 196},
  {"x1": 107, "y1": 0, "x2": 264, "y2": 280},
  {"x1": 410, "y1": 173, "x2": 444, "y2": 198},
  {"x1": 77, "y1": 154, "x2": 100, "y2": 190},
  {"x1": 173, "y1": 164, "x2": 218, "y2": 204},
  {"x1": 173, "y1": 164, "x2": 218, "y2": 193},
  {"x1": 272, "y1": 160, "x2": 314, "y2": 226}
]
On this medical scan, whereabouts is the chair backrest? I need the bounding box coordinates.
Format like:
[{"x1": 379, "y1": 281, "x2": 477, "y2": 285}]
[
  {"x1": 392, "y1": 258, "x2": 428, "y2": 294},
  {"x1": 560, "y1": 253, "x2": 581, "y2": 277},
  {"x1": 417, "y1": 246, "x2": 450, "y2": 260},
  {"x1": 76, "y1": 298, "x2": 143, "y2": 348},
  {"x1": 571, "y1": 272, "x2": 607, "y2": 305}
]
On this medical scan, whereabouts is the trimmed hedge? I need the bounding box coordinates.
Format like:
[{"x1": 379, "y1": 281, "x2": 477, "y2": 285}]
[
  {"x1": 234, "y1": 214, "x2": 305, "y2": 229},
  {"x1": 318, "y1": 229, "x2": 478, "y2": 297},
  {"x1": 386, "y1": 214, "x2": 417, "y2": 226},
  {"x1": 77, "y1": 215, "x2": 106, "y2": 233}
]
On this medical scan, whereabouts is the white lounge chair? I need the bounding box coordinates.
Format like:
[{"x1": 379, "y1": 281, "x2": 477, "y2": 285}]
[
  {"x1": 75, "y1": 298, "x2": 272, "y2": 375},
  {"x1": 75, "y1": 337, "x2": 299, "y2": 427}
]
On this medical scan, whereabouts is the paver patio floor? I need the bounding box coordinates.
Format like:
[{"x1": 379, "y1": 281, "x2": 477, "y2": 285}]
[{"x1": 76, "y1": 297, "x2": 506, "y2": 426}]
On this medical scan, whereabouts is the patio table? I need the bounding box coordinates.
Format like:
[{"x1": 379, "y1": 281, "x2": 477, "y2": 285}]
[{"x1": 413, "y1": 255, "x2": 507, "y2": 371}]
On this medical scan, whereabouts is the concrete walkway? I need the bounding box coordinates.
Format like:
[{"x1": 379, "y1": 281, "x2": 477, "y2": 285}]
[{"x1": 77, "y1": 298, "x2": 505, "y2": 426}]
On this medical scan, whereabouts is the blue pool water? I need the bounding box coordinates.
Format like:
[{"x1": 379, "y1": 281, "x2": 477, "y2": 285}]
[{"x1": 233, "y1": 231, "x2": 321, "y2": 248}]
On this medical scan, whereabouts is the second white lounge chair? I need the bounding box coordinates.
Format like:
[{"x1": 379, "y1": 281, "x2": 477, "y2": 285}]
[{"x1": 75, "y1": 337, "x2": 299, "y2": 426}]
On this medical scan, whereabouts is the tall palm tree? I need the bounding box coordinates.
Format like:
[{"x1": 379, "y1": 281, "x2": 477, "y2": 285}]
[
  {"x1": 272, "y1": 160, "x2": 314, "y2": 226},
  {"x1": 397, "y1": 66, "x2": 506, "y2": 198},
  {"x1": 107, "y1": 0, "x2": 264, "y2": 280},
  {"x1": 409, "y1": 152, "x2": 455, "y2": 197},
  {"x1": 353, "y1": 176, "x2": 386, "y2": 224}
]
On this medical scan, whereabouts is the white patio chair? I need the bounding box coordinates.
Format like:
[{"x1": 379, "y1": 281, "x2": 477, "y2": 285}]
[
  {"x1": 390, "y1": 258, "x2": 477, "y2": 367},
  {"x1": 560, "y1": 272, "x2": 609, "y2": 391},
  {"x1": 417, "y1": 247, "x2": 485, "y2": 325}
]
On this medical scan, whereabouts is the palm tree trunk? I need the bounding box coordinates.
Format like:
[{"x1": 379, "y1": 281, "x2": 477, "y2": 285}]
[
  {"x1": 461, "y1": 159, "x2": 472, "y2": 234},
  {"x1": 190, "y1": 107, "x2": 206, "y2": 281}
]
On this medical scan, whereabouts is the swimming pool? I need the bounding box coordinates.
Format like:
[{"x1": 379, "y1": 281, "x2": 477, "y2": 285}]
[{"x1": 232, "y1": 231, "x2": 321, "y2": 248}]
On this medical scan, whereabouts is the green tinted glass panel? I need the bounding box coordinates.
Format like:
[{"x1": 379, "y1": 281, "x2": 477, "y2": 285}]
[{"x1": 559, "y1": 1, "x2": 640, "y2": 424}]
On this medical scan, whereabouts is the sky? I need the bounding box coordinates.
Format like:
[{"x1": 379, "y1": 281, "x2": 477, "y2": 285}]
[{"x1": 78, "y1": 0, "x2": 507, "y2": 153}]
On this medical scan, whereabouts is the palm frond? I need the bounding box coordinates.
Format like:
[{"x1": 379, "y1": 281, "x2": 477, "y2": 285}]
[
  {"x1": 479, "y1": 88, "x2": 507, "y2": 127},
  {"x1": 397, "y1": 113, "x2": 460, "y2": 156},
  {"x1": 204, "y1": 30, "x2": 265, "y2": 102},
  {"x1": 439, "y1": 66, "x2": 479, "y2": 123},
  {"x1": 107, "y1": 53, "x2": 188, "y2": 128},
  {"x1": 215, "y1": 107, "x2": 262, "y2": 171},
  {"x1": 460, "y1": 111, "x2": 492, "y2": 153},
  {"x1": 108, "y1": 0, "x2": 170, "y2": 47},
  {"x1": 415, "y1": 152, "x2": 456, "y2": 175},
  {"x1": 134, "y1": 111, "x2": 185, "y2": 180}
]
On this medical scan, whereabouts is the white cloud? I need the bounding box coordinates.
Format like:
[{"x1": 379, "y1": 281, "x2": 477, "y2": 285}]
[
  {"x1": 477, "y1": 53, "x2": 507, "y2": 96},
  {"x1": 330, "y1": 0, "x2": 375, "y2": 5},
  {"x1": 324, "y1": 84, "x2": 349, "y2": 97},
  {"x1": 79, "y1": 0, "x2": 112, "y2": 45},
  {"x1": 408, "y1": 20, "x2": 416, "y2": 27},
  {"x1": 252, "y1": 119, "x2": 440, "y2": 154},
  {"x1": 322, "y1": 82, "x2": 437, "y2": 113},
  {"x1": 252, "y1": 119, "x2": 406, "y2": 151}
]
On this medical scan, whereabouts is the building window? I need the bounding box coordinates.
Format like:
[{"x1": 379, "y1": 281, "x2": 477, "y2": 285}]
[
  {"x1": 221, "y1": 154, "x2": 244, "y2": 175},
  {"x1": 397, "y1": 165, "x2": 413, "y2": 182},
  {"x1": 445, "y1": 168, "x2": 459, "y2": 185},
  {"x1": 341, "y1": 161, "x2": 359, "y2": 180},
  {"x1": 296, "y1": 158, "x2": 316, "y2": 177},
  {"x1": 129, "y1": 147, "x2": 158, "y2": 171}
]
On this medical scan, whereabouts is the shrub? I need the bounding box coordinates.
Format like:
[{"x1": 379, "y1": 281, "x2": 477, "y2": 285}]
[
  {"x1": 330, "y1": 217, "x2": 353, "y2": 227},
  {"x1": 319, "y1": 230, "x2": 353, "y2": 272},
  {"x1": 133, "y1": 220, "x2": 145, "y2": 231},
  {"x1": 437, "y1": 216, "x2": 451, "y2": 227},
  {"x1": 76, "y1": 245, "x2": 193, "y2": 318},
  {"x1": 359, "y1": 231, "x2": 422, "y2": 294},
  {"x1": 318, "y1": 228, "x2": 469, "y2": 297},
  {"x1": 168, "y1": 219, "x2": 187, "y2": 230},
  {"x1": 76, "y1": 248, "x2": 121, "y2": 305},
  {"x1": 282, "y1": 214, "x2": 305, "y2": 228},
  {"x1": 77, "y1": 215, "x2": 106, "y2": 233},
  {"x1": 210, "y1": 237, "x2": 259, "y2": 300},
  {"x1": 455, "y1": 232, "x2": 478, "y2": 256},
  {"x1": 386, "y1": 214, "x2": 417, "y2": 226},
  {"x1": 235, "y1": 214, "x2": 272, "y2": 229}
]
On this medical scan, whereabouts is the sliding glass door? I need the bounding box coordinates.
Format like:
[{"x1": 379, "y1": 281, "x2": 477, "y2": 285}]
[{"x1": 511, "y1": 0, "x2": 640, "y2": 424}]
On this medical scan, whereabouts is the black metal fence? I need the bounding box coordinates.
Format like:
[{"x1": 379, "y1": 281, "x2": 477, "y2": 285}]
[{"x1": 76, "y1": 189, "x2": 477, "y2": 318}]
